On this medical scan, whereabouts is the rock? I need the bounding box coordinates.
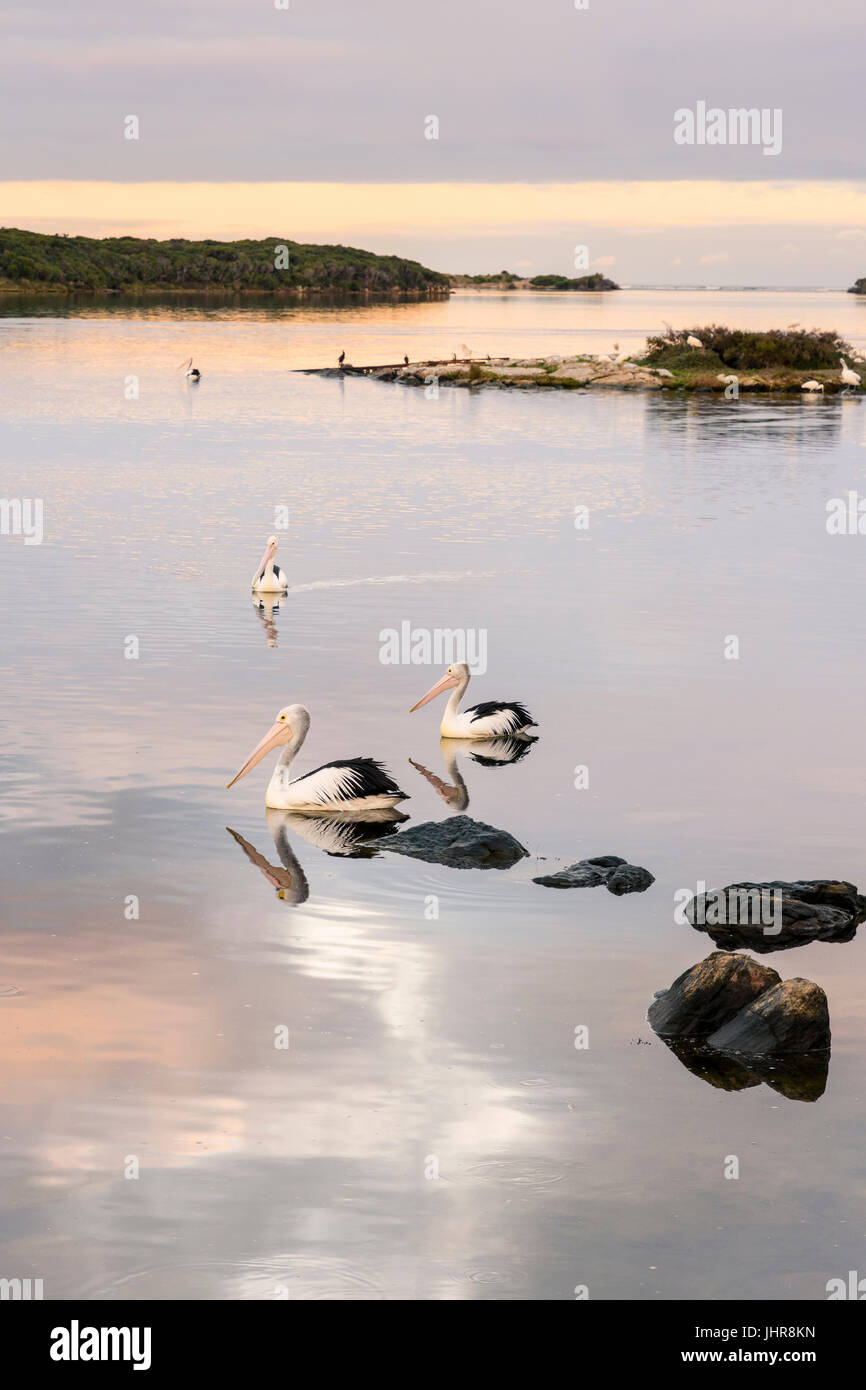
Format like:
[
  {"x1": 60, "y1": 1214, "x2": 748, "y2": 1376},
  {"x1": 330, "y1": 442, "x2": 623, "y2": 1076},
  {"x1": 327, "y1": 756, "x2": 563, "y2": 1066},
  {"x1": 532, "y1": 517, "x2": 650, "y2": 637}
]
[
  {"x1": 590, "y1": 367, "x2": 664, "y2": 389},
  {"x1": 687, "y1": 879, "x2": 866, "y2": 953},
  {"x1": 707, "y1": 978, "x2": 830, "y2": 1055},
  {"x1": 532, "y1": 854, "x2": 654, "y2": 894},
  {"x1": 551, "y1": 364, "x2": 595, "y2": 383},
  {"x1": 648, "y1": 951, "x2": 780, "y2": 1038},
  {"x1": 373, "y1": 814, "x2": 528, "y2": 870},
  {"x1": 607, "y1": 863, "x2": 655, "y2": 895}
]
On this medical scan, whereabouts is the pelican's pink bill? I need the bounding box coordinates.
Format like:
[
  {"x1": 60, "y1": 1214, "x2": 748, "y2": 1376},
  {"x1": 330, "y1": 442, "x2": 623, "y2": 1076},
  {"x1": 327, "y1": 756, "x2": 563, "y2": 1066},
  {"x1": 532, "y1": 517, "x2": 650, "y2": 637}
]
[
  {"x1": 226, "y1": 718, "x2": 290, "y2": 788},
  {"x1": 253, "y1": 538, "x2": 277, "y2": 584},
  {"x1": 409, "y1": 670, "x2": 460, "y2": 713}
]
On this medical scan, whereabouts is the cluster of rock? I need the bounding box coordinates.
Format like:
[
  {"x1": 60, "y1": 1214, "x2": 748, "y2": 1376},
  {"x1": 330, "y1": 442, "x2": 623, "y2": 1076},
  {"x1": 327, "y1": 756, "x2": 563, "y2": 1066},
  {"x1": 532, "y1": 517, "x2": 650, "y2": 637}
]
[
  {"x1": 533, "y1": 854, "x2": 654, "y2": 895},
  {"x1": 370, "y1": 357, "x2": 669, "y2": 391},
  {"x1": 649, "y1": 952, "x2": 830, "y2": 1055},
  {"x1": 373, "y1": 814, "x2": 528, "y2": 870},
  {"x1": 687, "y1": 878, "x2": 866, "y2": 953}
]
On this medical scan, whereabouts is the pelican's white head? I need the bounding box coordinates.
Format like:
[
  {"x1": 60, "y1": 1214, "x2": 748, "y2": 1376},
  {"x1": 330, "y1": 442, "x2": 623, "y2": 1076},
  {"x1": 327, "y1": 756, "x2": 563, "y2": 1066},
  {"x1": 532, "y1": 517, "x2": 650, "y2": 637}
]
[
  {"x1": 409, "y1": 662, "x2": 469, "y2": 713},
  {"x1": 227, "y1": 704, "x2": 310, "y2": 788}
]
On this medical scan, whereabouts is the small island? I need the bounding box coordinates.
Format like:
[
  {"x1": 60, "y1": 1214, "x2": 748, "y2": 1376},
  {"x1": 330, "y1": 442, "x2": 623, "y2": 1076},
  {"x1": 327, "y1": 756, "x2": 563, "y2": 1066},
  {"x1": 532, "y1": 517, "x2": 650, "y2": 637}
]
[
  {"x1": 448, "y1": 270, "x2": 620, "y2": 292},
  {"x1": 310, "y1": 326, "x2": 863, "y2": 395},
  {"x1": 848, "y1": 278, "x2": 866, "y2": 295}
]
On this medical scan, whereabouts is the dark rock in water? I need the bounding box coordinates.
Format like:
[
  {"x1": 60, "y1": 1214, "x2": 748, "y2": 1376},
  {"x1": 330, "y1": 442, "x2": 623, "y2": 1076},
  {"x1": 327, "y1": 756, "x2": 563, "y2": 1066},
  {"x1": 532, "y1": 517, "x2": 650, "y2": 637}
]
[
  {"x1": 373, "y1": 814, "x2": 528, "y2": 870},
  {"x1": 707, "y1": 978, "x2": 830, "y2": 1056},
  {"x1": 648, "y1": 951, "x2": 780, "y2": 1038},
  {"x1": 607, "y1": 863, "x2": 655, "y2": 896},
  {"x1": 533, "y1": 854, "x2": 654, "y2": 894},
  {"x1": 686, "y1": 879, "x2": 866, "y2": 953}
]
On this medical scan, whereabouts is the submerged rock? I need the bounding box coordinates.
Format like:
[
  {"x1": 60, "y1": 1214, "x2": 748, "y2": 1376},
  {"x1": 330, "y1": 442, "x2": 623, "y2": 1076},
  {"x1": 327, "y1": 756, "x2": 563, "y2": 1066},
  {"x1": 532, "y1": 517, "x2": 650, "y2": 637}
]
[
  {"x1": 687, "y1": 879, "x2": 866, "y2": 953},
  {"x1": 373, "y1": 814, "x2": 528, "y2": 870},
  {"x1": 648, "y1": 951, "x2": 780, "y2": 1038},
  {"x1": 533, "y1": 854, "x2": 654, "y2": 894},
  {"x1": 707, "y1": 978, "x2": 830, "y2": 1056}
]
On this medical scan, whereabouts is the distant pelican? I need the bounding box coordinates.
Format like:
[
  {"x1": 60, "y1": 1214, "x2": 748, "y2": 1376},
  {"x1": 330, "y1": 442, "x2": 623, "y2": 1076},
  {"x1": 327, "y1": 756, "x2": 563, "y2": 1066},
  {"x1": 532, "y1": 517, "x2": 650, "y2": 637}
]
[
  {"x1": 179, "y1": 357, "x2": 201, "y2": 380},
  {"x1": 840, "y1": 358, "x2": 861, "y2": 393},
  {"x1": 251, "y1": 534, "x2": 288, "y2": 593},
  {"x1": 404, "y1": 355, "x2": 409, "y2": 366},
  {"x1": 801, "y1": 379, "x2": 824, "y2": 393},
  {"x1": 227, "y1": 704, "x2": 409, "y2": 813},
  {"x1": 409, "y1": 662, "x2": 537, "y2": 739},
  {"x1": 686, "y1": 335, "x2": 704, "y2": 349},
  {"x1": 338, "y1": 350, "x2": 345, "y2": 368}
]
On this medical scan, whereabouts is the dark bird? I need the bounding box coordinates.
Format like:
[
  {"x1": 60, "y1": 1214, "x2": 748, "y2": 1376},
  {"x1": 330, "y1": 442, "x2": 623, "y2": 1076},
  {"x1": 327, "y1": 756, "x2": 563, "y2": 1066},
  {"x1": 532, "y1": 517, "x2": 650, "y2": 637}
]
[
  {"x1": 338, "y1": 350, "x2": 345, "y2": 368},
  {"x1": 404, "y1": 355, "x2": 409, "y2": 366}
]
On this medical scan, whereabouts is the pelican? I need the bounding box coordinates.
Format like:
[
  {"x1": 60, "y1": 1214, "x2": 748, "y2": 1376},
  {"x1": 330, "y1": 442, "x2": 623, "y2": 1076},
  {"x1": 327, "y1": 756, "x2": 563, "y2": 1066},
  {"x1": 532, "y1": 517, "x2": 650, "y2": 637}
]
[
  {"x1": 179, "y1": 357, "x2": 201, "y2": 380},
  {"x1": 403, "y1": 355, "x2": 410, "y2": 366},
  {"x1": 840, "y1": 358, "x2": 861, "y2": 393},
  {"x1": 251, "y1": 535, "x2": 288, "y2": 593},
  {"x1": 801, "y1": 379, "x2": 824, "y2": 393},
  {"x1": 227, "y1": 704, "x2": 409, "y2": 814},
  {"x1": 409, "y1": 662, "x2": 537, "y2": 739},
  {"x1": 686, "y1": 335, "x2": 703, "y2": 349}
]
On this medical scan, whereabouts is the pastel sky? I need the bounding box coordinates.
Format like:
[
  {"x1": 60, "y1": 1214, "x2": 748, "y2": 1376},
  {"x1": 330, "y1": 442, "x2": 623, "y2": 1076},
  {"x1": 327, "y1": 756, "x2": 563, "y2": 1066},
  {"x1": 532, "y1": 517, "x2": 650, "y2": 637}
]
[{"x1": 2, "y1": 0, "x2": 865, "y2": 284}]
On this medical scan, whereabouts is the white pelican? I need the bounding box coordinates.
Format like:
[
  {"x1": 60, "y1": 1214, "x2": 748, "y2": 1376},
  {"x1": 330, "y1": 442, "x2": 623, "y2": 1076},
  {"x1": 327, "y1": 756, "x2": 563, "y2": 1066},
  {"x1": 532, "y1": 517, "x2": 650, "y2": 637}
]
[
  {"x1": 840, "y1": 358, "x2": 861, "y2": 393},
  {"x1": 227, "y1": 704, "x2": 409, "y2": 814},
  {"x1": 801, "y1": 379, "x2": 824, "y2": 393},
  {"x1": 409, "y1": 662, "x2": 537, "y2": 740},
  {"x1": 252, "y1": 535, "x2": 288, "y2": 593},
  {"x1": 686, "y1": 335, "x2": 704, "y2": 349},
  {"x1": 179, "y1": 357, "x2": 201, "y2": 380}
]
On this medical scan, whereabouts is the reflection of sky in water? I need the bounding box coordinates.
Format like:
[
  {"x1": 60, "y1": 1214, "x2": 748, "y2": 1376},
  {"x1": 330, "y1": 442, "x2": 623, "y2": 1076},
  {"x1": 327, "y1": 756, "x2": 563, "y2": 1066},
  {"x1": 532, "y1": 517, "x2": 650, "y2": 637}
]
[{"x1": 1, "y1": 300, "x2": 866, "y2": 1299}]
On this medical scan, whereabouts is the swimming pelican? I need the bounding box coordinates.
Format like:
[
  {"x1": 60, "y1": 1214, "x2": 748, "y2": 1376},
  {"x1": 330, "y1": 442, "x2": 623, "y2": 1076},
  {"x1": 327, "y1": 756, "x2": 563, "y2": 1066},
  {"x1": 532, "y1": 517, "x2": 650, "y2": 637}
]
[
  {"x1": 409, "y1": 662, "x2": 537, "y2": 739},
  {"x1": 686, "y1": 335, "x2": 703, "y2": 349},
  {"x1": 840, "y1": 358, "x2": 861, "y2": 393},
  {"x1": 179, "y1": 358, "x2": 201, "y2": 380},
  {"x1": 801, "y1": 379, "x2": 824, "y2": 393},
  {"x1": 227, "y1": 704, "x2": 409, "y2": 813},
  {"x1": 251, "y1": 535, "x2": 288, "y2": 593}
]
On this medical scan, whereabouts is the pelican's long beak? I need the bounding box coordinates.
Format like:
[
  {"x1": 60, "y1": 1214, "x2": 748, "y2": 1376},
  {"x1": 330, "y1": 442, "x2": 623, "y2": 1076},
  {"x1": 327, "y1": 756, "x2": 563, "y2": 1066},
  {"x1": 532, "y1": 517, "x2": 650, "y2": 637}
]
[
  {"x1": 177, "y1": 358, "x2": 192, "y2": 370},
  {"x1": 409, "y1": 670, "x2": 460, "y2": 713},
  {"x1": 253, "y1": 538, "x2": 277, "y2": 584},
  {"x1": 226, "y1": 719, "x2": 291, "y2": 788}
]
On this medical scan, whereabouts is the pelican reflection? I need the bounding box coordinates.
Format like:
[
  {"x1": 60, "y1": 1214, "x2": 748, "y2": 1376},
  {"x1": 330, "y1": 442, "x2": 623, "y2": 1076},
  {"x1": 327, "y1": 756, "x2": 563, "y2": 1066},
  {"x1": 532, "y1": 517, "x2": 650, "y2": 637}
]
[
  {"x1": 227, "y1": 806, "x2": 409, "y2": 903},
  {"x1": 409, "y1": 734, "x2": 535, "y2": 812},
  {"x1": 252, "y1": 590, "x2": 286, "y2": 648}
]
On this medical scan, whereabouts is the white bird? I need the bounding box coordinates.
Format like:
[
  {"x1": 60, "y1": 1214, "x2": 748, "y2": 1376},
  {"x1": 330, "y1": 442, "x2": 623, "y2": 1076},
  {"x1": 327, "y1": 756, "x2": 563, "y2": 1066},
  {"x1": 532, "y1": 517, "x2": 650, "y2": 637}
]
[
  {"x1": 409, "y1": 662, "x2": 537, "y2": 740},
  {"x1": 655, "y1": 367, "x2": 674, "y2": 378},
  {"x1": 227, "y1": 704, "x2": 409, "y2": 814},
  {"x1": 840, "y1": 358, "x2": 861, "y2": 392},
  {"x1": 251, "y1": 534, "x2": 288, "y2": 593},
  {"x1": 801, "y1": 380, "x2": 824, "y2": 393},
  {"x1": 686, "y1": 335, "x2": 704, "y2": 349},
  {"x1": 178, "y1": 357, "x2": 201, "y2": 380}
]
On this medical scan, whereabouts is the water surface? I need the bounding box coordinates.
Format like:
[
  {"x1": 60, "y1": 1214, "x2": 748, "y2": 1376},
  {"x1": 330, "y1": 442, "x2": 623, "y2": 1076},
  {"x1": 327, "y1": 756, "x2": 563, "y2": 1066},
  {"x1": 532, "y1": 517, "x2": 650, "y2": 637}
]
[{"x1": 1, "y1": 292, "x2": 865, "y2": 1300}]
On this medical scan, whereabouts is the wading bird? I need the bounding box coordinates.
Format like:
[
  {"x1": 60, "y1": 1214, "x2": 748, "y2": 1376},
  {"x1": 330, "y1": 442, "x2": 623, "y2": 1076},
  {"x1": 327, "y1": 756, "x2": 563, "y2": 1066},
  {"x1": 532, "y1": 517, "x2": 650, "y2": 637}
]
[
  {"x1": 404, "y1": 355, "x2": 409, "y2": 366},
  {"x1": 251, "y1": 535, "x2": 288, "y2": 593},
  {"x1": 227, "y1": 704, "x2": 409, "y2": 813},
  {"x1": 179, "y1": 358, "x2": 201, "y2": 380},
  {"x1": 840, "y1": 358, "x2": 861, "y2": 393},
  {"x1": 409, "y1": 662, "x2": 537, "y2": 740},
  {"x1": 338, "y1": 350, "x2": 345, "y2": 368},
  {"x1": 801, "y1": 379, "x2": 824, "y2": 393}
]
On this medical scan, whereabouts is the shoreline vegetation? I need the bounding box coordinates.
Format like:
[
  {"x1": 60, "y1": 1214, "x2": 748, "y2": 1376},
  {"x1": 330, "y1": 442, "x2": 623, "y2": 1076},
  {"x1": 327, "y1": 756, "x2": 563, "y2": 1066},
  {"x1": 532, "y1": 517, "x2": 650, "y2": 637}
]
[
  {"x1": 0, "y1": 228, "x2": 450, "y2": 296},
  {"x1": 309, "y1": 326, "x2": 865, "y2": 395}
]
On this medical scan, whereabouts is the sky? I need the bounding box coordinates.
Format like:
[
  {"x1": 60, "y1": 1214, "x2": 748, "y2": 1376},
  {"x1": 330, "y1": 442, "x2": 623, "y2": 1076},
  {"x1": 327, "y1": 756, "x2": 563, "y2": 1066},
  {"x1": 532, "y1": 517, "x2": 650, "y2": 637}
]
[{"x1": 1, "y1": 0, "x2": 865, "y2": 284}]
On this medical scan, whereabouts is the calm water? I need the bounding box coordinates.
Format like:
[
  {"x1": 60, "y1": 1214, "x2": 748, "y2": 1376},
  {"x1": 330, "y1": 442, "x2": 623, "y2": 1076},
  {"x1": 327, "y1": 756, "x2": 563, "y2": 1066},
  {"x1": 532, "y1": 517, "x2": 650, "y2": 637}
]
[{"x1": 1, "y1": 291, "x2": 865, "y2": 1301}]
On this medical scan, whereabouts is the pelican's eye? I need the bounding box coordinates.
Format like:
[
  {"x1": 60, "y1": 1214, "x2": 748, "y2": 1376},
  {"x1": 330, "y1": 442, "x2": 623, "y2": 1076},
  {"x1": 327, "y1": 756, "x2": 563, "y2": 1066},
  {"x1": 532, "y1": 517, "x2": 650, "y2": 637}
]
[{"x1": 279, "y1": 714, "x2": 286, "y2": 721}]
